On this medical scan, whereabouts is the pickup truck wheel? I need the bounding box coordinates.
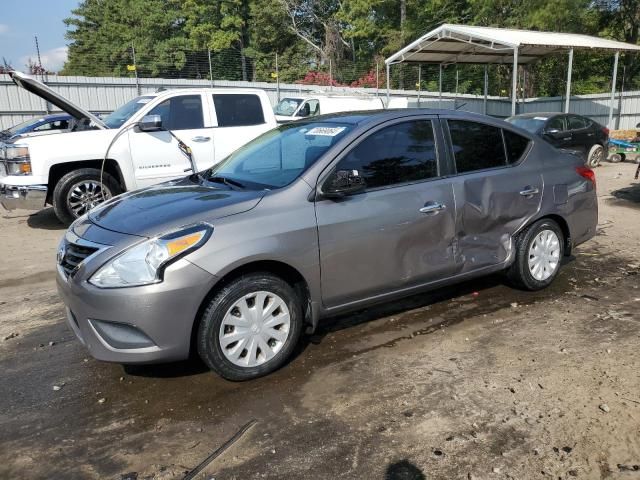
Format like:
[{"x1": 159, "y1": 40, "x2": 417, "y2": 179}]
[
  {"x1": 507, "y1": 219, "x2": 564, "y2": 291},
  {"x1": 608, "y1": 153, "x2": 623, "y2": 163},
  {"x1": 197, "y1": 273, "x2": 303, "y2": 381},
  {"x1": 52, "y1": 168, "x2": 121, "y2": 224}
]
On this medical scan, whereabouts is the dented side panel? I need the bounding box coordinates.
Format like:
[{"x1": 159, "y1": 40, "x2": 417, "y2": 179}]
[{"x1": 451, "y1": 160, "x2": 544, "y2": 273}]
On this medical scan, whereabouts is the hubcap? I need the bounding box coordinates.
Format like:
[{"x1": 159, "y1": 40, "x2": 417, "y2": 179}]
[
  {"x1": 219, "y1": 291, "x2": 291, "y2": 368},
  {"x1": 67, "y1": 180, "x2": 112, "y2": 217},
  {"x1": 528, "y1": 229, "x2": 560, "y2": 281}
]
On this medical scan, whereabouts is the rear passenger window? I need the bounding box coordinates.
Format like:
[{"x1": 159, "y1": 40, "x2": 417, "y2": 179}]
[
  {"x1": 448, "y1": 120, "x2": 506, "y2": 173},
  {"x1": 568, "y1": 116, "x2": 587, "y2": 130},
  {"x1": 503, "y1": 130, "x2": 530, "y2": 164},
  {"x1": 213, "y1": 94, "x2": 265, "y2": 127},
  {"x1": 336, "y1": 120, "x2": 438, "y2": 189}
]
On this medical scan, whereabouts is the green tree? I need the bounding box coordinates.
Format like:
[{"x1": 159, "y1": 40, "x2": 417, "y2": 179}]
[{"x1": 63, "y1": 0, "x2": 191, "y2": 77}]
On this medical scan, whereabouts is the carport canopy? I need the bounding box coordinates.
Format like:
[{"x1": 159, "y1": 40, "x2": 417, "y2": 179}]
[{"x1": 385, "y1": 24, "x2": 640, "y2": 124}]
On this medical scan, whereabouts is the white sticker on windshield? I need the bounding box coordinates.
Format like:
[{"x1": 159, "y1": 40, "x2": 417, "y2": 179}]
[
  {"x1": 533, "y1": 116, "x2": 547, "y2": 121},
  {"x1": 306, "y1": 126, "x2": 346, "y2": 137},
  {"x1": 137, "y1": 98, "x2": 152, "y2": 104}
]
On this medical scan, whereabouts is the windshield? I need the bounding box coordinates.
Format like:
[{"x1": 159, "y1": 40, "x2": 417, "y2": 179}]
[
  {"x1": 5, "y1": 118, "x2": 40, "y2": 136},
  {"x1": 507, "y1": 117, "x2": 546, "y2": 134},
  {"x1": 207, "y1": 122, "x2": 353, "y2": 189},
  {"x1": 103, "y1": 96, "x2": 154, "y2": 129},
  {"x1": 274, "y1": 98, "x2": 303, "y2": 116}
]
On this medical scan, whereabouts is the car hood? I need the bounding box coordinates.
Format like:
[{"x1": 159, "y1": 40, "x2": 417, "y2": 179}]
[
  {"x1": 9, "y1": 71, "x2": 107, "y2": 129},
  {"x1": 88, "y1": 177, "x2": 265, "y2": 238}
]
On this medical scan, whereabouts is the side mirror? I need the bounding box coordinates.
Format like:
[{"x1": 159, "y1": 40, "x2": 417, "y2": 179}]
[
  {"x1": 322, "y1": 170, "x2": 366, "y2": 199},
  {"x1": 138, "y1": 114, "x2": 163, "y2": 132}
]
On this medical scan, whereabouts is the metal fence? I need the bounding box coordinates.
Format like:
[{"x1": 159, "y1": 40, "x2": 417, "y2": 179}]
[{"x1": 1, "y1": 73, "x2": 639, "y2": 130}]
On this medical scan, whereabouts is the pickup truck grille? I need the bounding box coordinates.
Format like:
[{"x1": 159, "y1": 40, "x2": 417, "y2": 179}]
[{"x1": 60, "y1": 242, "x2": 99, "y2": 278}]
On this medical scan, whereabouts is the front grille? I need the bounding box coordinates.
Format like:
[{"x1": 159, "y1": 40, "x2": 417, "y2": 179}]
[{"x1": 60, "y1": 242, "x2": 99, "y2": 277}]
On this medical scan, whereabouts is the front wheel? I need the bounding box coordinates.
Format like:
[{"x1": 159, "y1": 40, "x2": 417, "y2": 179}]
[
  {"x1": 507, "y1": 219, "x2": 564, "y2": 291},
  {"x1": 197, "y1": 273, "x2": 304, "y2": 381},
  {"x1": 52, "y1": 168, "x2": 121, "y2": 224},
  {"x1": 587, "y1": 144, "x2": 604, "y2": 167}
]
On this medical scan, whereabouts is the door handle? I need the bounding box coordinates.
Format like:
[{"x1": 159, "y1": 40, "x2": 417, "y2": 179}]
[
  {"x1": 519, "y1": 186, "x2": 540, "y2": 197},
  {"x1": 419, "y1": 202, "x2": 446, "y2": 215},
  {"x1": 561, "y1": 137, "x2": 571, "y2": 141},
  {"x1": 191, "y1": 136, "x2": 211, "y2": 142}
]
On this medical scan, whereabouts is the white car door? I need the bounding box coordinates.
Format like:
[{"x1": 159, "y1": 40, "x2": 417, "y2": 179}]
[
  {"x1": 208, "y1": 93, "x2": 273, "y2": 162},
  {"x1": 128, "y1": 93, "x2": 215, "y2": 188}
]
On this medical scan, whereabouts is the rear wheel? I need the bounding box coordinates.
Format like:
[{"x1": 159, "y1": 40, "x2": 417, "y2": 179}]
[
  {"x1": 52, "y1": 168, "x2": 121, "y2": 224},
  {"x1": 587, "y1": 144, "x2": 604, "y2": 167},
  {"x1": 507, "y1": 219, "x2": 564, "y2": 291},
  {"x1": 608, "y1": 153, "x2": 623, "y2": 163},
  {"x1": 197, "y1": 273, "x2": 304, "y2": 381}
]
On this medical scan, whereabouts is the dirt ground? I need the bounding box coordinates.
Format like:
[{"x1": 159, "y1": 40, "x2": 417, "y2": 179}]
[{"x1": 1, "y1": 161, "x2": 639, "y2": 480}]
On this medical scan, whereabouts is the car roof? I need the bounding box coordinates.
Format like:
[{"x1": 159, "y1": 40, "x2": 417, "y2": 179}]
[
  {"x1": 509, "y1": 112, "x2": 563, "y2": 119},
  {"x1": 40, "y1": 113, "x2": 73, "y2": 120},
  {"x1": 308, "y1": 108, "x2": 513, "y2": 126}
]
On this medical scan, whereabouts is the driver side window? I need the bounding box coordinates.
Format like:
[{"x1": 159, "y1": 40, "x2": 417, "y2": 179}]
[
  {"x1": 547, "y1": 116, "x2": 566, "y2": 131},
  {"x1": 147, "y1": 95, "x2": 204, "y2": 131},
  {"x1": 334, "y1": 120, "x2": 438, "y2": 190}
]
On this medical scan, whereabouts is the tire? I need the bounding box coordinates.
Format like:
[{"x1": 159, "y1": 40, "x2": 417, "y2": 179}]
[
  {"x1": 506, "y1": 219, "x2": 564, "y2": 291},
  {"x1": 608, "y1": 153, "x2": 623, "y2": 163},
  {"x1": 52, "y1": 168, "x2": 121, "y2": 225},
  {"x1": 587, "y1": 144, "x2": 604, "y2": 167},
  {"x1": 197, "y1": 273, "x2": 304, "y2": 381}
]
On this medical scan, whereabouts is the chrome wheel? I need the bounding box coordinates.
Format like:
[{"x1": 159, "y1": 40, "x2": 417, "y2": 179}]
[
  {"x1": 66, "y1": 180, "x2": 112, "y2": 217},
  {"x1": 588, "y1": 145, "x2": 604, "y2": 167},
  {"x1": 219, "y1": 291, "x2": 291, "y2": 368},
  {"x1": 528, "y1": 229, "x2": 560, "y2": 281}
]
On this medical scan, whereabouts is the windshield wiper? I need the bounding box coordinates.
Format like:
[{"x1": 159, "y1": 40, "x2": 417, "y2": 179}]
[{"x1": 208, "y1": 175, "x2": 246, "y2": 189}]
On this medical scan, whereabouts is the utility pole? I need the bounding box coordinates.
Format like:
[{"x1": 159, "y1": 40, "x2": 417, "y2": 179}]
[
  {"x1": 329, "y1": 58, "x2": 333, "y2": 91},
  {"x1": 275, "y1": 52, "x2": 280, "y2": 102},
  {"x1": 34, "y1": 35, "x2": 50, "y2": 113},
  {"x1": 131, "y1": 42, "x2": 141, "y2": 96},
  {"x1": 208, "y1": 49, "x2": 214, "y2": 87},
  {"x1": 417, "y1": 64, "x2": 421, "y2": 107}
]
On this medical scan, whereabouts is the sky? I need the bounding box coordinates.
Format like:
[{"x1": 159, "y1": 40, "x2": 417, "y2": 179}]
[{"x1": 0, "y1": 0, "x2": 80, "y2": 72}]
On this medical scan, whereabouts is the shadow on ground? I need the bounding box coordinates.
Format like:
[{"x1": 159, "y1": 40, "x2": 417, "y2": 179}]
[
  {"x1": 611, "y1": 182, "x2": 640, "y2": 204},
  {"x1": 26, "y1": 208, "x2": 66, "y2": 230},
  {"x1": 385, "y1": 460, "x2": 426, "y2": 480}
]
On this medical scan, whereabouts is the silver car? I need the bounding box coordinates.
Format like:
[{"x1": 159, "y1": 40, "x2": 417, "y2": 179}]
[{"x1": 56, "y1": 110, "x2": 598, "y2": 380}]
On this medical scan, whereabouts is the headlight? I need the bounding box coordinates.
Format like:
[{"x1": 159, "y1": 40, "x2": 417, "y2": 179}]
[
  {"x1": 4, "y1": 145, "x2": 32, "y2": 175},
  {"x1": 89, "y1": 224, "x2": 212, "y2": 288},
  {"x1": 6, "y1": 145, "x2": 29, "y2": 160}
]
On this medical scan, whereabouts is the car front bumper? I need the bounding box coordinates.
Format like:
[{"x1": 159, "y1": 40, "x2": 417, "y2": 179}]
[
  {"x1": 0, "y1": 183, "x2": 47, "y2": 211},
  {"x1": 56, "y1": 253, "x2": 218, "y2": 364}
]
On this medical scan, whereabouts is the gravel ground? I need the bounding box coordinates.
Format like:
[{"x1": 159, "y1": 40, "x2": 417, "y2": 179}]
[{"x1": 0, "y1": 161, "x2": 639, "y2": 480}]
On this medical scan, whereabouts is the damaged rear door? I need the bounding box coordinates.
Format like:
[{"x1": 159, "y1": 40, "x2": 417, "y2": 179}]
[{"x1": 445, "y1": 118, "x2": 542, "y2": 273}]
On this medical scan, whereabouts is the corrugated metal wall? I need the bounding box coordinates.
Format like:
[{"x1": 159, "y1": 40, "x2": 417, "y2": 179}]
[{"x1": 1, "y1": 74, "x2": 638, "y2": 130}]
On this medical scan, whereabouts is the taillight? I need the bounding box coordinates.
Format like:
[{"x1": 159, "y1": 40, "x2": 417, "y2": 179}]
[
  {"x1": 602, "y1": 127, "x2": 609, "y2": 137},
  {"x1": 576, "y1": 166, "x2": 596, "y2": 189}
]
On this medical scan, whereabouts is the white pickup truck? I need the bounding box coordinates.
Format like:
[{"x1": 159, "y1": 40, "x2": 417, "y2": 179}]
[{"x1": 0, "y1": 71, "x2": 277, "y2": 223}]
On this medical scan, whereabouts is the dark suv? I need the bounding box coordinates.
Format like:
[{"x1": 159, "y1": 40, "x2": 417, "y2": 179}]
[{"x1": 507, "y1": 113, "x2": 608, "y2": 167}]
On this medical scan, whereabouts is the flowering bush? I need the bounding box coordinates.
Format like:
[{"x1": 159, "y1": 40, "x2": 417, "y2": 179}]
[
  {"x1": 298, "y1": 70, "x2": 344, "y2": 87},
  {"x1": 350, "y1": 69, "x2": 382, "y2": 88}
]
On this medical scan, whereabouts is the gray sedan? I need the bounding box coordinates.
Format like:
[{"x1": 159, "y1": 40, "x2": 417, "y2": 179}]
[{"x1": 56, "y1": 109, "x2": 598, "y2": 380}]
